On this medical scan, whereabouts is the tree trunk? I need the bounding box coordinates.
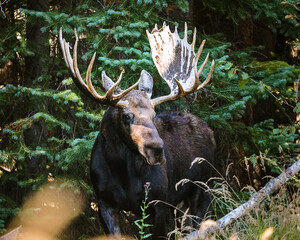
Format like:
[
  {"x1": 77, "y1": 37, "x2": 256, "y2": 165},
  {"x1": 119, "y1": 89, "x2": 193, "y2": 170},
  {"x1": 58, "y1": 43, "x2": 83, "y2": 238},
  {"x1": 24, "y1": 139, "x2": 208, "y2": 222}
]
[
  {"x1": 24, "y1": 0, "x2": 49, "y2": 86},
  {"x1": 23, "y1": 0, "x2": 49, "y2": 178}
]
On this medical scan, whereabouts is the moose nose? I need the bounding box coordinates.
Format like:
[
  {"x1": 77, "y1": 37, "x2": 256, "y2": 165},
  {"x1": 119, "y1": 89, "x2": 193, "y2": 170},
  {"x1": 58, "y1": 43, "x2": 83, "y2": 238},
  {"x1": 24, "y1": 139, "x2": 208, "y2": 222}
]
[
  {"x1": 145, "y1": 138, "x2": 164, "y2": 150},
  {"x1": 144, "y1": 139, "x2": 166, "y2": 166}
]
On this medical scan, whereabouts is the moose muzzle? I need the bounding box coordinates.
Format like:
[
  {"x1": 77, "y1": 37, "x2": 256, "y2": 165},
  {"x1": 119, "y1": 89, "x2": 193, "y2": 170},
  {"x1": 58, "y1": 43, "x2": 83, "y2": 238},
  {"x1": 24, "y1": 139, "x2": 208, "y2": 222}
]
[{"x1": 130, "y1": 124, "x2": 166, "y2": 166}]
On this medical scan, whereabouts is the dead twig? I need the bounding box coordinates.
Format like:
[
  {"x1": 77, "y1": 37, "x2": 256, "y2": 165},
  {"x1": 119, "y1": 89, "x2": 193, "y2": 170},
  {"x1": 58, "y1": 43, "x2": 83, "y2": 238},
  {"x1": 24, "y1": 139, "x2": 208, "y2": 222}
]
[{"x1": 0, "y1": 0, "x2": 8, "y2": 18}]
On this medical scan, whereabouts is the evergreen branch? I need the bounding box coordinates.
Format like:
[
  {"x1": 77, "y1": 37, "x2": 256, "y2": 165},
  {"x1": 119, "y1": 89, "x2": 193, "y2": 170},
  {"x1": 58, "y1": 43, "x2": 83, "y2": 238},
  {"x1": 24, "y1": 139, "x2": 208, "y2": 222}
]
[{"x1": 248, "y1": 77, "x2": 296, "y2": 109}]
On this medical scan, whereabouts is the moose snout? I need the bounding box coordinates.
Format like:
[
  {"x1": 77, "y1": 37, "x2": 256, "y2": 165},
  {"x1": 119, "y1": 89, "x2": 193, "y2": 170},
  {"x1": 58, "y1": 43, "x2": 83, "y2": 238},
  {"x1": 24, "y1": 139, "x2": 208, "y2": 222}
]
[
  {"x1": 130, "y1": 123, "x2": 166, "y2": 166},
  {"x1": 144, "y1": 140, "x2": 166, "y2": 166}
]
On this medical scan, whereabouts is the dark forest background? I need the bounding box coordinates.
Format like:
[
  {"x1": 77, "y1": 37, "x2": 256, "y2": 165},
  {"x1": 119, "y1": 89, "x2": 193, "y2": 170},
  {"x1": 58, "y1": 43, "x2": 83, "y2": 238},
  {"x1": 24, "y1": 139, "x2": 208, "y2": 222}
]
[{"x1": 0, "y1": 0, "x2": 299, "y2": 239}]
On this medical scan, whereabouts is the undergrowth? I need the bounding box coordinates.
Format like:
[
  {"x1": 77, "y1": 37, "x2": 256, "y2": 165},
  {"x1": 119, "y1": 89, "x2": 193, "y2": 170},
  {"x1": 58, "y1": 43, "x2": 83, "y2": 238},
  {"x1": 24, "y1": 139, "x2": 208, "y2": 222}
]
[
  {"x1": 211, "y1": 157, "x2": 300, "y2": 239},
  {"x1": 212, "y1": 183, "x2": 300, "y2": 240},
  {"x1": 169, "y1": 156, "x2": 300, "y2": 240}
]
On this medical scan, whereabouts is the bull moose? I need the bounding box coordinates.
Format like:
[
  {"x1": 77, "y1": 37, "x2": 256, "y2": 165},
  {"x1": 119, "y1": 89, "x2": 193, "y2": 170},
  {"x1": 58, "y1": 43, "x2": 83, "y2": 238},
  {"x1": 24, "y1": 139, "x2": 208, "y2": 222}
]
[{"x1": 59, "y1": 22, "x2": 216, "y2": 239}]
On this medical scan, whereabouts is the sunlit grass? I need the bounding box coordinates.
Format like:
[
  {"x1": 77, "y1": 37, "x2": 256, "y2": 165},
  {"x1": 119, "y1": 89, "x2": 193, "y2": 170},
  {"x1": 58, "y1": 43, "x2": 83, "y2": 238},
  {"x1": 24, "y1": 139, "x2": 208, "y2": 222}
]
[{"x1": 169, "y1": 157, "x2": 300, "y2": 240}]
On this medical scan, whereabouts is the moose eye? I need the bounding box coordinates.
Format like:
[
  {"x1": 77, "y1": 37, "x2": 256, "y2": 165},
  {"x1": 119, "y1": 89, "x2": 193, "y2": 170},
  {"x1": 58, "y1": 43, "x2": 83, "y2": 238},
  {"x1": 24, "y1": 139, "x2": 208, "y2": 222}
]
[{"x1": 123, "y1": 113, "x2": 134, "y2": 124}]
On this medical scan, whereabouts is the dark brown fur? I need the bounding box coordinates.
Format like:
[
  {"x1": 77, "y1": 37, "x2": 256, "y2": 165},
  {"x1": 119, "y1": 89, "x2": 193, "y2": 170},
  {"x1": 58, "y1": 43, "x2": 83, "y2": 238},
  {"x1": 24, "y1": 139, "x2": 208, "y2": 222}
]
[{"x1": 90, "y1": 90, "x2": 216, "y2": 239}]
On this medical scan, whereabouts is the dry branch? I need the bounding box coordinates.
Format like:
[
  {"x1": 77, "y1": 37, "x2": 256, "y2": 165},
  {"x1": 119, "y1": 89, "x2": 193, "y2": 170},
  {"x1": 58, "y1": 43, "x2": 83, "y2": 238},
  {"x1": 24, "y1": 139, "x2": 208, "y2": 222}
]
[
  {"x1": 0, "y1": 0, "x2": 8, "y2": 18},
  {"x1": 183, "y1": 158, "x2": 300, "y2": 240}
]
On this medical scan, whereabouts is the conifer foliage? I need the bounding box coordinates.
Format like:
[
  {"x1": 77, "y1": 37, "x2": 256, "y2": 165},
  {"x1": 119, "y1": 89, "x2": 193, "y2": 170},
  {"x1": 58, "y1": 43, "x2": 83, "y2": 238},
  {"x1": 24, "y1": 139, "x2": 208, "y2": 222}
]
[{"x1": 0, "y1": 0, "x2": 299, "y2": 238}]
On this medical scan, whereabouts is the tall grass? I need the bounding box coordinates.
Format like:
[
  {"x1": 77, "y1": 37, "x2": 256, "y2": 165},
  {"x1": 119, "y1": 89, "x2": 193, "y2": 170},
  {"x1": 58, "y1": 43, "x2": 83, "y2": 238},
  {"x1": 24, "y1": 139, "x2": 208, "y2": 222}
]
[{"x1": 171, "y1": 157, "x2": 300, "y2": 239}]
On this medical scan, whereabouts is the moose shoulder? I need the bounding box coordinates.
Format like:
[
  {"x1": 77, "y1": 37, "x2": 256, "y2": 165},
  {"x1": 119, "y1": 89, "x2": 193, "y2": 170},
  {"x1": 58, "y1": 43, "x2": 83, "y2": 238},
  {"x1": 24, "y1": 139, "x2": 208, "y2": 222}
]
[{"x1": 60, "y1": 23, "x2": 216, "y2": 239}]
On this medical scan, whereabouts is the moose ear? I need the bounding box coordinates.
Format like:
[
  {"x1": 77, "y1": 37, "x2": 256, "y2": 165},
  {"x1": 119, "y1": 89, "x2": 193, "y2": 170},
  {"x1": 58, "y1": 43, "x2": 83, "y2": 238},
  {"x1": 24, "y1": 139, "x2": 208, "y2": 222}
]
[
  {"x1": 101, "y1": 71, "x2": 122, "y2": 94},
  {"x1": 138, "y1": 70, "x2": 153, "y2": 98}
]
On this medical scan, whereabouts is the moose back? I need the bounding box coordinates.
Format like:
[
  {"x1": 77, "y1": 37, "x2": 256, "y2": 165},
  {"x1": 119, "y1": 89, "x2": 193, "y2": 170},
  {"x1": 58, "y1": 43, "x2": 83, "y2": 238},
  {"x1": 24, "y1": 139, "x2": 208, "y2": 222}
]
[{"x1": 60, "y1": 23, "x2": 216, "y2": 239}]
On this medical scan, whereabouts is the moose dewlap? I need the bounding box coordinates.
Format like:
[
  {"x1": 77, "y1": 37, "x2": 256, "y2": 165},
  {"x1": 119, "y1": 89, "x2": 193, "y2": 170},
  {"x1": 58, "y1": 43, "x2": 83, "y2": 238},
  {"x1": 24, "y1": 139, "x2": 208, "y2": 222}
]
[{"x1": 59, "y1": 22, "x2": 216, "y2": 239}]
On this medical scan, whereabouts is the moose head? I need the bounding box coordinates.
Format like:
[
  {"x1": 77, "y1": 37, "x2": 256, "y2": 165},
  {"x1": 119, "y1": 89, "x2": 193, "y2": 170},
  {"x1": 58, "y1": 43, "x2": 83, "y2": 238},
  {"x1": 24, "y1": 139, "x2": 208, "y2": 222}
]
[{"x1": 59, "y1": 23, "x2": 214, "y2": 166}]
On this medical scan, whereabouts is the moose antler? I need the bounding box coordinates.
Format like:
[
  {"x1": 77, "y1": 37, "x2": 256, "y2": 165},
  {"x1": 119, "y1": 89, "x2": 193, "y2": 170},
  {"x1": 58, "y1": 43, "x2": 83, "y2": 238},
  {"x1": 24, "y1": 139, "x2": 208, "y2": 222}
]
[
  {"x1": 59, "y1": 28, "x2": 139, "y2": 107},
  {"x1": 147, "y1": 23, "x2": 214, "y2": 106}
]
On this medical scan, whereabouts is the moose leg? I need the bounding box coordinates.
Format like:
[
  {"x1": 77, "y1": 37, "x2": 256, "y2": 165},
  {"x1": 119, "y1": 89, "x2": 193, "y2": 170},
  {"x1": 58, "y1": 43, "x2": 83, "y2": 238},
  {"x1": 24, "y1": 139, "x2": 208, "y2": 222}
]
[
  {"x1": 189, "y1": 188, "x2": 212, "y2": 227},
  {"x1": 199, "y1": 190, "x2": 212, "y2": 220},
  {"x1": 151, "y1": 205, "x2": 167, "y2": 240},
  {"x1": 98, "y1": 200, "x2": 122, "y2": 235}
]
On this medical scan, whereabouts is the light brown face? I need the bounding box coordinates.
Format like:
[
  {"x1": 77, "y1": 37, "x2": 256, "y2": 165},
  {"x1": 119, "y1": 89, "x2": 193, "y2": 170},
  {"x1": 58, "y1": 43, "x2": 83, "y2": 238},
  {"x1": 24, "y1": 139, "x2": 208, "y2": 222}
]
[{"x1": 120, "y1": 90, "x2": 166, "y2": 166}]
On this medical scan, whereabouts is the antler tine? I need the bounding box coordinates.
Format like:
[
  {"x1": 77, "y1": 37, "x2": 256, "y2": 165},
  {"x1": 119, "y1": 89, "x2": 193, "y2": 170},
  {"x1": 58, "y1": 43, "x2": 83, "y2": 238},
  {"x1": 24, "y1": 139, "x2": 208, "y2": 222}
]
[
  {"x1": 151, "y1": 78, "x2": 187, "y2": 106},
  {"x1": 174, "y1": 78, "x2": 186, "y2": 98},
  {"x1": 196, "y1": 52, "x2": 210, "y2": 79},
  {"x1": 85, "y1": 52, "x2": 98, "y2": 98},
  {"x1": 148, "y1": 23, "x2": 214, "y2": 107},
  {"x1": 195, "y1": 40, "x2": 206, "y2": 67},
  {"x1": 114, "y1": 76, "x2": 140, "y2": 100},
  {"x1": 197, "y1": 59, "x2": 215, "y2": 91},
  {"x1": 59, "y1": 28, "x2": 72, "y2": 73},
  {"x1": 105, "y1": 70, "x2": 124, "y2": 100},
  {"x1": 59, "y1": 28, "x2": 139, "y2": 107},
  {"x1": 174, "y1": 25, "x2": 178, "y2": 35},
  {"x1": 63, "y1": 41, "x2": 74, "y2": 75},
  {"x1": 184, "y1": 22, "x2": 188, "y2": 42},
  {"x1": 191, "y1": 27, "x2": 197, "y2": 52},
  {"x1": 60, "y1": 27, "x2": 91, "y2": 98},
  {"x1": 73, "y1": 29, "x2": 89, "y2": 90}
]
